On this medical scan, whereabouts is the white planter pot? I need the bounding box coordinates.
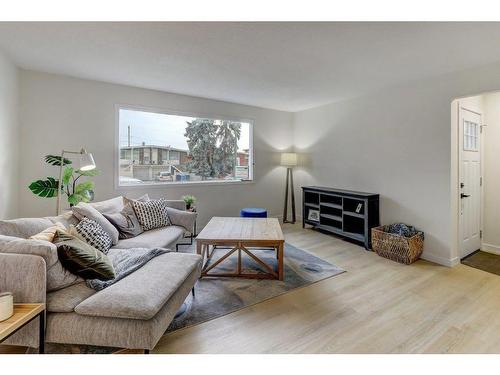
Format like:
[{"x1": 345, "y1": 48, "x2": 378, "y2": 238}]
[{"x1": 0, "y1": 292, "x2": 14, "y2": 322}]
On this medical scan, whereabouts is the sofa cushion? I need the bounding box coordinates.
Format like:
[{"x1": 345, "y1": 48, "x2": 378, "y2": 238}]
[
  {"x1": 166, "y1": 207, "x2": 196, "y2": 232},
  {"x1": 47, "y1": 282, "x2": 96, "y2": 313},
  {"x1": 54, "y1": 229, "x2": 116, "y2": 281},
  {"x1": 74, "y1": 252, "x2": 202, "y2": 320},
  {"x1": 0, "y1": 217, "x2": 54, "y2": 238},
  {"x1": 46, "y1": 261, "x2": 83, "y2": 292},
  {"x1": 45, "y1": 264, "x2": 200, "y2": 350},
  {"x1": 0, "y1": 234, "x2": 81, "y2": 291},
  {"x1": 0, "y1": 234, "x2": 58, "y2": 267},
  {"x1": 72, "y1": 202, "x2": 119, "y2": 244},
  {"x1": 88, "y1": 196, "x2": 125, "y2": 215},
  {"x1": 112, "y1": 225, "x2": 184, "y2": 250}
]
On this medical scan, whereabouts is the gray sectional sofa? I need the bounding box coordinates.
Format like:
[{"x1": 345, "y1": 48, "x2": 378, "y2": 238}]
[{"x1": 0, "y1": 196, "x2": 202, "y2": 352}]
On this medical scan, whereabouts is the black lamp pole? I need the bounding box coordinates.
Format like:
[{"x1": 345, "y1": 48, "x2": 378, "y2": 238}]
[{"x1": 283, "y1": 167, "x2": 296, "y2": 223}]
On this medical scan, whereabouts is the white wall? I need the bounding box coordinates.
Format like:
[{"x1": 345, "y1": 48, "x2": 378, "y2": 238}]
[
  {"x1": 481, "y1": 92, "x2": 500, "y2": 254},
  {"x1": 15, "y1": 61, "x2": 500, "y2": 266},
  {"x1": 18, "y1": 70, "x2": 293, "y2": 227},
  {"x1": 293, "y1": 61, "x2": 500, "y2": 266},
  {"x1": 0, "y1": 51, "x2": 19, "y2": 219}
]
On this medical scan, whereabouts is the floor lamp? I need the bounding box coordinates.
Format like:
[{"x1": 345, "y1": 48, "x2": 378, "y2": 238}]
[
  {"x1": 281, "y1": 152, "x2": 297, "y2": 224},
  {"x1": 56, "y1": 148, "x2": 96, "y2": 215}
]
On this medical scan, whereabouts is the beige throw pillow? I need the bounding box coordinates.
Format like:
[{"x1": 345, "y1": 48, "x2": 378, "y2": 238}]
[{"x1": 29, "y1": 222, "x2": 66, "y2": 242}]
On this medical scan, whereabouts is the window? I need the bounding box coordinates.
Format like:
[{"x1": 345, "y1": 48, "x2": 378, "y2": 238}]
[
  {"x1": 463, "y1": 120, "x2": 479, "y2": 152},
  {"x1": 117, "y1": 107, "x2": 253, "y2": 186}
]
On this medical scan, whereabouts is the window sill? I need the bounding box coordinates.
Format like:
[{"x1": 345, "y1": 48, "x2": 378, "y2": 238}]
[{"x1": 116, "y1": 179, "x2": 255, "y2": 189}]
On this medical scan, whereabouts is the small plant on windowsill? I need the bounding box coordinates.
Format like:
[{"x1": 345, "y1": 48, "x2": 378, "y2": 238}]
[
  {"x1": 28, "y1": 155, "x2": 99, "y2": 207},
  {"x1": 182, "y1": 195, "x2": 196, "y2": 211}
]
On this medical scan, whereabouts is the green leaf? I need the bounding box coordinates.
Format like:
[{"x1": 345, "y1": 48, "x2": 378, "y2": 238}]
[
  {"x1": 62, "y1": 167, "x2": 74, "y2": 185},
  {"x1": 45, "y1": 155, "x2": 72, "y2": 166},
  {"x1": 28, "y1": 177, "x2": 60, "y2": 198},
  {"x1": 67, "y1": 194, "x2": 79, "y2": 205},
  {"x1": 81, "y1": 190, "x2": 93, "y2": 202},
  {"x1": 75, "y1": 181, "x2": 94, "y2": 194},
  {"x1": 76, "y1": 168, "x2": 99, "y2": 177},
  {"x1": 68, "y1": 190, "x2": 93, "y2": 205}
]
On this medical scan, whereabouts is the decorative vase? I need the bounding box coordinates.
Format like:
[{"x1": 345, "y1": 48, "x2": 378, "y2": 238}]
[{"x1": 0, "y1": 292, "x2": 13, "y2": 322}]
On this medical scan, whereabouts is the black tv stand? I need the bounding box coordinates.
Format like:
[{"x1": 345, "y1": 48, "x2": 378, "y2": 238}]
[{"x1": 301, "y1": 186, "x2": 380, "y2": 249}]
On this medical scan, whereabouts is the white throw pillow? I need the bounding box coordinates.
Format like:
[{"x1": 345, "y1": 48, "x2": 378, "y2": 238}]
[
  {"x1": 131, "y1": 199, "x2": 171, "y2": 231},
  {"x1": 74, "y1": 218, "x2": 113, "y2": 254}
]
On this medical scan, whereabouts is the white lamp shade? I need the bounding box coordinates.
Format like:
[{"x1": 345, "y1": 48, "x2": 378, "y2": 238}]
[
  {"x1": 281, "y1": 152, "x2": 297, "y2": 167},
  {"x1": 80, "y1": 152, "x2": 96, "y2": 171}
]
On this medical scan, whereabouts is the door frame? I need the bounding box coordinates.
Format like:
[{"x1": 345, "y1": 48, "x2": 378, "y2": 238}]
[{"x1": 457, "y1": 104, "x2": 484, "y2": 259}]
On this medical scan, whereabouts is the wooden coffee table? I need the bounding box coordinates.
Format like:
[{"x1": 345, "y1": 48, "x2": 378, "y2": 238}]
[{"x1": 196, "y1": 217, "x2": 285, "y2": 280}]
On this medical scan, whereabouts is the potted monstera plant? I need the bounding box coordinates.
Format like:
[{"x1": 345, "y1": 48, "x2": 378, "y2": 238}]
[{"x1": 29, "y1": 155, "x2": 99, "y2": 206}]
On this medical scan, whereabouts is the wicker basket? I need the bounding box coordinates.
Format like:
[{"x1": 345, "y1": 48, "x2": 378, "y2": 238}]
[{"x1": 371, "y1": 225, "x2": 424, "y2": 264}]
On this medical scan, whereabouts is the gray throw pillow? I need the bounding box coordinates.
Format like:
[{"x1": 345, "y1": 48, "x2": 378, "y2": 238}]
[
  {"x1": 54, "y1": 229, "x2": 116, "y2": 281},
  {"x1": 123, "y1": 194, "x2": 150, "y2": 206},
  {"x1": 104, "y1": 203, "x2": 144, "y2": 239},
  {"x1": 72, "y1": 202, "x2": 119, "y2": 245}
]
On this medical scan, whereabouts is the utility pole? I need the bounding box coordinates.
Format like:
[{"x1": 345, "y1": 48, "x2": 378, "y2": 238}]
[{"x1": 129, "y1": 125, "x2": 134, "y2": 178}]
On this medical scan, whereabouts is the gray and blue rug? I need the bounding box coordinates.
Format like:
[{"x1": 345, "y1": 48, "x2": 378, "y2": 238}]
[
  {"x1": 40, "y1": 242, "x2": 343, "y2": 353},
  {"x1": 168, "y1": 242, "x2": 344, "y2": 332}
]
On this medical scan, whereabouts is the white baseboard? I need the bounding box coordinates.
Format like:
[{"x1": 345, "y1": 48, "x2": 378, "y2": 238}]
[
  {"x1": 292, "y1": 219, "x2": 458, "y2": 267},
  {"x1": 420, "y1": 252, "x2": 460, "y2": 267},
  {"x1": 481, "y1": 243, "x2": 500, "y2": 255}
]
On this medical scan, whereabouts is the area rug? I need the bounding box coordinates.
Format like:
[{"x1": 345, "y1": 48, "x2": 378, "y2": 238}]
[
  {"x1": 40, "y1": 242, "x2": 344, "y2": 353},
  {"x1": 462, "y1": 250, "x2": 500, "y2": 276},
  {"x1": 167, "y1": 242, "x2": 345, "y2": 332}
]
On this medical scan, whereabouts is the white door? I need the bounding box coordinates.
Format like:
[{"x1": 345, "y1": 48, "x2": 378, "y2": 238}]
[{"x1": 459, "y1": 107, "x2": 482, "y2": 258}]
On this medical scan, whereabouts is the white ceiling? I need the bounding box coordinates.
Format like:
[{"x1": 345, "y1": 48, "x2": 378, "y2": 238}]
[{"x1": 2, "y1": 22, "x2": 500, "y2": 112}]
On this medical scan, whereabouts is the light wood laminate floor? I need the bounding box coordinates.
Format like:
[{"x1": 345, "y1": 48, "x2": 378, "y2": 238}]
[
  {"x1": 155, "y1": 223, "x2": 500, "y2": 354},
  {"x1": 2, "y1": 223, "x2": 500, "y2": 354}
]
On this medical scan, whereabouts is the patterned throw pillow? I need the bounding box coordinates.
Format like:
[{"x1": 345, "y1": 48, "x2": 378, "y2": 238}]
[
  {"x1": 75, "y1": 218, "x2": 113, "y2": 254},
  {"x1": 131, "y1": 199, "x2": 171, "y2": 231}
]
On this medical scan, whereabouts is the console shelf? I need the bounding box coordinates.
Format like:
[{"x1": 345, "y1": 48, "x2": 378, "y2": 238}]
[{"x1": 302, "y1": 186, "x2": 380, "y2": 249}]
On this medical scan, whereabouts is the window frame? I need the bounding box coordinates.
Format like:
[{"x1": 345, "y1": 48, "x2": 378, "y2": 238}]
[
  {"x1": 463, "y1": 119, "x2": 479, "y2": 152},
  {"x1": 114, "y1": 104, "x2": 255, "y2": 189}
]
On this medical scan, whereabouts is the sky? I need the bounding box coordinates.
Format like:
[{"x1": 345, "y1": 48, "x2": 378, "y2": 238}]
[{"x1": 119, "y1": 108, "x2": 250, "y2": 151}]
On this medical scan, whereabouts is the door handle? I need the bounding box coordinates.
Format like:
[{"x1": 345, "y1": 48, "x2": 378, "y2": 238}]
[{"x1": 461, "y1": 193, "x2": 470, "y2": 199}]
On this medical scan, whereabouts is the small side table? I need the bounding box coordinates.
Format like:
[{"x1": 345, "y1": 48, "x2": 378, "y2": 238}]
[
  {"x1": 175, "y1": 206, "x2": 198, "y2": 251},
  {"x1": 187, "y1": 206, "x2": 198, "y2": 238},
  {"x1": 0, "y1": 303, "x2": 45, "y2": 354}
]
